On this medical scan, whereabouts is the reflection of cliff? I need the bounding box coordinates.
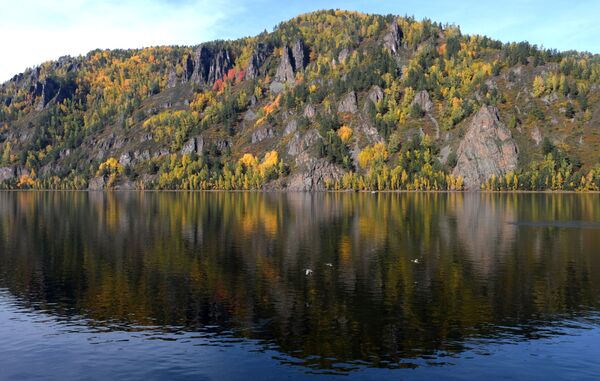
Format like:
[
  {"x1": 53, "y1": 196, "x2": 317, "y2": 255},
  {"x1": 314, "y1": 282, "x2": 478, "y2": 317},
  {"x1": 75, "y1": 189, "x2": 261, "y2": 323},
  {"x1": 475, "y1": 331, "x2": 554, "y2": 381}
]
[
  {"x1": 452, "y1": 193, "x2": 517, "y2": 275},
  {"x1": 0, "y1": 192, "x2": 599, "y2": 369}
]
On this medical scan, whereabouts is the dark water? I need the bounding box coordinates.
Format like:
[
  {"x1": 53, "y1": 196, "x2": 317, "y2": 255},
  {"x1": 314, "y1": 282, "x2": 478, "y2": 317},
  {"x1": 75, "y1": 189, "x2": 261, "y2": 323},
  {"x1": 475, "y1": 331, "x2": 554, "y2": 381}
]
[{"x1": 1, "y1": 192, "x2": 599, "y2": 380}]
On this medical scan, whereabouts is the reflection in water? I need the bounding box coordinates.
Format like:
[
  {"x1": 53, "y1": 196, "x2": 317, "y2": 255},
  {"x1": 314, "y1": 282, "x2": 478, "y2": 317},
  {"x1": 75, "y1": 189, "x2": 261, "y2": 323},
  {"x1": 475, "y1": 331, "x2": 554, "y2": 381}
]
[{"x1": 0, "y1": 192, "x2": 599, "y2": 376}]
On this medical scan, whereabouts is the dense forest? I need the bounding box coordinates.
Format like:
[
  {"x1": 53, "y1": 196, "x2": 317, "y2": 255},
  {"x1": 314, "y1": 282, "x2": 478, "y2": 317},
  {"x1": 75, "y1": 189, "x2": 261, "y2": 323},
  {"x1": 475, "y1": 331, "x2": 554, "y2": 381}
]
[{"x1": 0, "y1": 10, "x2": 599, "y2": 190}]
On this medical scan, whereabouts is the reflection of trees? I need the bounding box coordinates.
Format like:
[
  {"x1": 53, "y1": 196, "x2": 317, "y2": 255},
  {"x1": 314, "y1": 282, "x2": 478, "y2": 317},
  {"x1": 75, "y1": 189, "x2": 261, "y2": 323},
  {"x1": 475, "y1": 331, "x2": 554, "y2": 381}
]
[{"x1": 0, "y1": 192, "x2": 599, "y2": 369}]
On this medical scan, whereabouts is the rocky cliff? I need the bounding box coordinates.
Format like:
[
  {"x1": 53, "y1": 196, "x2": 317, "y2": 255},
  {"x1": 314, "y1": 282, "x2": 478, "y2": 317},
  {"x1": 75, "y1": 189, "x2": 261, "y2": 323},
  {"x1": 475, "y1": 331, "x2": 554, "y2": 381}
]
[
  {"x1": 453, "y1": 106, "x2": 519, "y2": 190},
  {"x1": 0, "y1": 10, "x2": 598, "y2": 191}
]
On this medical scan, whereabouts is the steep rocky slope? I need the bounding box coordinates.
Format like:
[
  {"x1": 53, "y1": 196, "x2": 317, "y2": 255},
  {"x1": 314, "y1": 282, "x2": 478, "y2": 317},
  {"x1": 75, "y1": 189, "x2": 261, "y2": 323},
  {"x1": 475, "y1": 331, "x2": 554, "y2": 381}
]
[{"x1": 0, "y1": 10, "x2": 599, "y2": 191}]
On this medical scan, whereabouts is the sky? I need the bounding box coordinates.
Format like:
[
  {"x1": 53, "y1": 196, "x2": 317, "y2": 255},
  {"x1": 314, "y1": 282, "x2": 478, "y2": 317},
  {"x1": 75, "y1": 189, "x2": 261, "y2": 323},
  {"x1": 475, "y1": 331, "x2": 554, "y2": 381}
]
[{"x1": 1, "y1": 0, "x2": 599, "y2": 82}]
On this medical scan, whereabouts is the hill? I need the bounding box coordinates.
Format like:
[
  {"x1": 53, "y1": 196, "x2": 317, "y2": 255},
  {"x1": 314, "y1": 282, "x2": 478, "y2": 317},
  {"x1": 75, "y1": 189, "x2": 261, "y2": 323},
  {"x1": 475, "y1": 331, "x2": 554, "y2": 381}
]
[{"x1": 1, "y1": 10, "x2": 599, "y2": 190}]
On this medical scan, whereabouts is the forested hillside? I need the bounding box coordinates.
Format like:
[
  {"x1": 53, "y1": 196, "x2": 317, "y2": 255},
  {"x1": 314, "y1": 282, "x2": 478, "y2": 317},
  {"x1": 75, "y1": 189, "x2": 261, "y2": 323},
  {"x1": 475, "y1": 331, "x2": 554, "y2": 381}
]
[{"x1": 1, "y1": 10, "x2": 599, "y2": 190}]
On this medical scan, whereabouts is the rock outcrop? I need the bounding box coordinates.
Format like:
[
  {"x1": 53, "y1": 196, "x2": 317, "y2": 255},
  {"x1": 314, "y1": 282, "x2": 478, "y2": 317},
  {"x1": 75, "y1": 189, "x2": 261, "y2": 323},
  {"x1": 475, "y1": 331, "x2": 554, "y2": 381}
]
[
  {"x1": 181, "y1": 136, "x2": 204, "y2": 155},
  {"x1": 33, "y1": 77, "x2": 60, "y2": 110},
  {"x1": 411, "y1": 90, "x2": 434, "y2": 113},
  {"x1": 286, "y1": 155, "x2": 345, "y2": 191},
  {"x1": 252, "y1": 125, "x2": 274, "y2": 143},
  {"x1": 119, "y1": 152, "x2": 132, "y2": 166},
  {"x1": 531, "y1": 126, "x2": 542, "y2": 146},
  {"x1": 367, "y1": 86, "x2": 384, "y2": 105},
  {"x1": 188, "y1": 46, "x2": 233, "y2": 85},
  {"x1": 453, "y1": 106, "x2": 519, "y2": 190},
  {"x1": 303, "y1": 104, "x2": 316, "y2": 119},
  {"x1": 383, "y1": 20, "x2": 403, "y2": 54},
  {"x1": 88, "y1": 176, "x2": 106, "y2": 190},
  {"x1": 287, "y1": 129, "x2": 321, "y2": 157},
  {"x1": 275, "y1": 39, "x2": 307, "y2": 83},
  {"x1": 284, "y1": 120, "x2": 298, "y2": 136},
  {"x1": 291, "y1": 40, "x2": 307, "y2": 72},
  {"x1": 0, "y1": 167, "x2": 15, "y2": 182},
  {"x1": 246, "y1": 43, "x2": 271, "y2": 80},
  {"x1": 275, "y1": 46, "x2": 296, "y2": 83},
  {"x1": 338, "y1": 91, "x2": 358, "y2": 114}
]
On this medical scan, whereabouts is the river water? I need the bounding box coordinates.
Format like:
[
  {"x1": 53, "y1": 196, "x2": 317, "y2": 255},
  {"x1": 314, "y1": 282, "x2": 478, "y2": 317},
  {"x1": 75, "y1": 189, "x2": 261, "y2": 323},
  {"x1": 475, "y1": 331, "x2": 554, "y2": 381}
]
[{"x1": 0, "y1": 192, "x2": 599, "y2": 380}]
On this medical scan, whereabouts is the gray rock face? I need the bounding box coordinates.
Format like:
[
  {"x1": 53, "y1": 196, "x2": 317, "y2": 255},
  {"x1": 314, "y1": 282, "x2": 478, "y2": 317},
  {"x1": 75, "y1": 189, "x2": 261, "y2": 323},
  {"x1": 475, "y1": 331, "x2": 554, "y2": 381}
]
[
  {"x1": 438, "y1": 145, "x2": 451, "y2": 165},
  {"x1": 286, "y1": 155, "x2": 345, "y2": 191},
  {"x1": 88, "y1": 176, "x2": 106, "y2": 190},
  {"x1": 452, "y1": 106, "x2": 519, "y2": 190},
  {"x1": 275, "y1": 39, "x2": 307, "y2": 84},
  {"x1": 3, "y1": 60, "x2": 79, "y2": 112},
  {"x1": 134, "y1": 150, "x2": 151, "y2": 162},
  {"x1": 189, "y1": 46, "x2": 233, "y2": 85},
  {"x1": 275, "y1": 46, "x2": 296, "y2": 83},
  {"x1": 119, "y1": 152, "x2": 132, "y2": 166},
  {"x1": 167, "y1": 70, "x2": 178, "y2": 88},
  {"x1": 284, "y1": 120, "x2": 298, "y2": 136},
  {"x1": 0, "y1": 167, "x2": 15, "y2": 182},
  {"x1": 247, "y1": 43, "x2": 270, "y2": 80},
  {"x1": 411, "y1": 90, "x2": 433, "y2": 113},
  {"x1": 214, "y1": 139, "x2": 230, "y2": 152},
  {"x1": 338, "y1": 91, "x2": 358, "y2": 114},
  {"x1": 287, "y1": 129, "x2": 321, "y2": 156},
  {"x1": 243, "y1": 110, "x2": 257, "y2": 122},
  {"x1": 383, "y1": 20, "x2": 403, "y2": 54},
  {"x1": 269, "y1": 81, "x2": 285, "y2": 94},
  {"x1": 303, "y1": 104, "x2": 316, "y2": 119},
  {"x1": 367, "y1": 86, "x2": 384, "y2": 105},
  {"x1": 291, "y1": 40, "x2": 307, "y2": 73},
  {"x1": 531, "y1": 126, "x2": 542, "y2": 146},
  {"x1": 181, "y1": 136, "x2": 204, "y2": 155},
  {"x1": 252, "y1": 125, "x2": 274, "y2": 143},
  {"x1": 33, "y1": 77, "x2": 60, "y2": 110},
  {"x1": 357, "y1": 122, "x2": 382, "y2": 144}
]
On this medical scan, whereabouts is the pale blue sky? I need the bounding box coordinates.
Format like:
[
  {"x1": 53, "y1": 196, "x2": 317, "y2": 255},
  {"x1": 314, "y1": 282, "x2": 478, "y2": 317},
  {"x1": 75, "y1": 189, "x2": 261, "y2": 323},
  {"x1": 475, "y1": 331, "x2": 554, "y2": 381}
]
[{"x1": 1, "y1": 0, "x2": 598, "y2": 82}]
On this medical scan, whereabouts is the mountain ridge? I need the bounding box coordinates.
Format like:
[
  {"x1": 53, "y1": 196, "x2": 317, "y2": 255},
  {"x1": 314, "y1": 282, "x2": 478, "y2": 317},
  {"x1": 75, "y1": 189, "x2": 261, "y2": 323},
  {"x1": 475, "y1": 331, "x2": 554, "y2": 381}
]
[{"x1": 1, "y1": 9, "x2": 599, "y2": 190}]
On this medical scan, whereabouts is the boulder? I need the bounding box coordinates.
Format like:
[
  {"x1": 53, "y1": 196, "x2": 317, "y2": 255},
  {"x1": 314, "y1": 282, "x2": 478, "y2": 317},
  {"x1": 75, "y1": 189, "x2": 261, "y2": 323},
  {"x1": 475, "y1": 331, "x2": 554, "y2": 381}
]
[
  {"x1": 452, "y1": 106, "x2": 519, "y2": 190},
  {"x1": 338, "y1": 91, "x2": 358, "y2": 114},
  {"x1": 531, "y1": 126, "x2": 542, "y2": 146},
  {"x1": 411, "y1": 90, "x2": 433, "y2": 113},
  {"x1": 367, "y1": 86, "x2": 384, "y2": 105}
]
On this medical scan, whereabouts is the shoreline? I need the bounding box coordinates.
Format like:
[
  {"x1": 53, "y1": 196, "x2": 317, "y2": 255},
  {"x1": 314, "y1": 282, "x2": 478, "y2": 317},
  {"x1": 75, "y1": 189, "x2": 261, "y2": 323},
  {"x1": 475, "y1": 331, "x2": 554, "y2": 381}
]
[{"x1": 1, "y1": 189, "x2": 599, "y2": 194}]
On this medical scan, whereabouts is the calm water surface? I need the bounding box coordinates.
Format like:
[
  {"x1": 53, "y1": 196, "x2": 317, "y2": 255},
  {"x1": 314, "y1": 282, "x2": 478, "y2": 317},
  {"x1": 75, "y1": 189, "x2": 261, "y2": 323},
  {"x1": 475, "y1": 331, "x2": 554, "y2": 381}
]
[{"x1": 0, "y1": 192, "x2": 599, "y2": 380}]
